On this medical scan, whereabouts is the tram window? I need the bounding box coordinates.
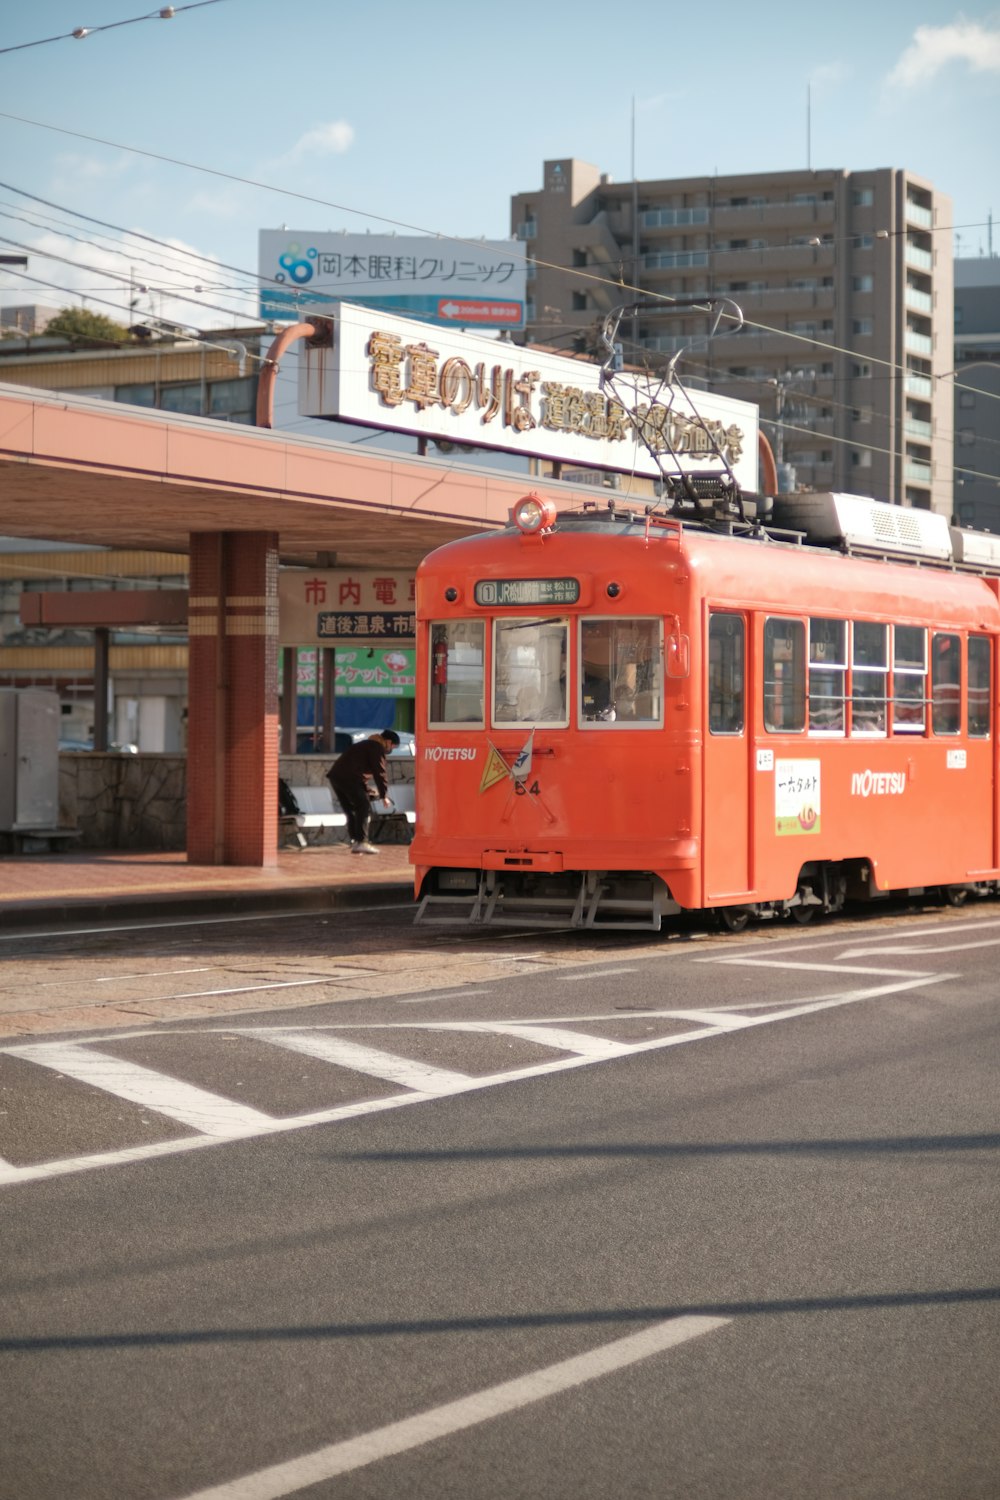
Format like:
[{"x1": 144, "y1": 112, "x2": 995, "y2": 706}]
[
  {"x1": 892, "y1": 625, "x2": 927, "y2": 733},
  {"x1": 493, "y1": 617, "x2": 569, "y2": 727},
  {"x1": 851, "y1": 621, "x2": 887, "y2": 736},
  {"x1": 968, "y1": 635, "x2": 992, "y2": 738},
  {"x1": 428, "y1": 620, "x2": 485, "y2": 726},
  {"x1": 579, "y1": 618, "x2": 663, "y2": 728},
  {"x1": 763, "y1": 618, "x2": 806, "y2": 733},
  {"x1": 931, "y1": 633, "x2": 961, "y2": 736},
  {"x1": 708, "y1": 613, "x2": 744, "y2": 734},
  {"x1": 808, "y1": 618, "x2": 846, "y2": 733}
]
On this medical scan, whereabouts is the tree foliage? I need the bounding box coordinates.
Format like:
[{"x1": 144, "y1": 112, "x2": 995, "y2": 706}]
[{"x1": 44, "y1": 307, "x2": 130, "y2": 344}]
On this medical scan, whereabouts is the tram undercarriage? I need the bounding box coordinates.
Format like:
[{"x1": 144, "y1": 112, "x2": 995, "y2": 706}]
[{"x1": 414, "y1": 859, "x2": 995, "y2": 932}]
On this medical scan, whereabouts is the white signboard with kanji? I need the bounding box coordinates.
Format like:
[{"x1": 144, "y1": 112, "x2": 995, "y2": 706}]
[{"x1": 298, "y1": 303, "x2": 758, "y2": 489}]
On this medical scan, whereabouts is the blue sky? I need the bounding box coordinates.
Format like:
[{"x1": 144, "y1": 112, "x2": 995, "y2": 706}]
[{"x1": 0, "y1": 0, "x2": 998, "y2": 339}]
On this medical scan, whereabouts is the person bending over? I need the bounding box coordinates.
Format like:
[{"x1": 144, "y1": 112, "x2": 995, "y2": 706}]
[{"x1": 326, "y1": 730, "x2": 400, "y2": 854}]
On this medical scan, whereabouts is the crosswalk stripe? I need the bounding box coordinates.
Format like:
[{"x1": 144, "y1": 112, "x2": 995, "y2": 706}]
[
  {"x1": 4, "y1": 1042, "x2": 276, "y2": 1138},
  {"x1": 426, "y1": 1021, "x2": 634, "y2": 1058},
  {"x1": 247, "y1": 1029, "x2": 474, "y2": 1094}
]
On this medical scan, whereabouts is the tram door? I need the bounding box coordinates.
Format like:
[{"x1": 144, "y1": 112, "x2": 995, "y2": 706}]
[{"x1": 703, "y1": 611, "x2": 750, "y2": 899}]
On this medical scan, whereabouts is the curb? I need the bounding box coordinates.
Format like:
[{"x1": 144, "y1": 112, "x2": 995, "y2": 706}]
[{"x1": 0, "y1": 881, "x2": 414, "y2": 931}]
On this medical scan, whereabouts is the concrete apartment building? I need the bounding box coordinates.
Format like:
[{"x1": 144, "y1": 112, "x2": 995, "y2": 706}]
[
  {"x1": 952, "y1": 257, "x2": 1000, "y2": 533},
  {"x1": 511, "y1": 160, "x2": 953, "y2": 515}
]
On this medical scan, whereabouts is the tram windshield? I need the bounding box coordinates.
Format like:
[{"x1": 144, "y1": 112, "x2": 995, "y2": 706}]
[
  {"x1": 580, "y1": 618, "x2": 663, "y2": 725},
  {"x1": 493, "y1": 617, "x2": 569, "y2": 726}
]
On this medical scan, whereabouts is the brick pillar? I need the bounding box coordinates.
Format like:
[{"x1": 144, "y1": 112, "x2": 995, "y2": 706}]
[{"x1": 187, "y1": 531, "x2": 279, "y2": 866}]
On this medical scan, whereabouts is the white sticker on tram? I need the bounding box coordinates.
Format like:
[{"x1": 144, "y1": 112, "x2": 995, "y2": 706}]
[{"x1": 174, "y1": 1315, "x2": 730, "y2": 1500}]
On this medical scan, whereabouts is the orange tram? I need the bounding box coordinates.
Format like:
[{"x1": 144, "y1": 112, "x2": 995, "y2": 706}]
[{"x1": 409, "y1": 489, "x2": 1000, "y2": 930}]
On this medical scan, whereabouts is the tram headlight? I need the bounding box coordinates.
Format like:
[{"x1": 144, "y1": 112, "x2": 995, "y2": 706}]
[{"x1": 512, "y1": 493, "x2": 557, "y2": 534}]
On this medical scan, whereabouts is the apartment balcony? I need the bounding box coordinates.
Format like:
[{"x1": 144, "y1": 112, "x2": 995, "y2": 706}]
[
  {"x1": 712, "y1": 202, "x2": 835, "y2": 232},
  {"x1": 905, "y1": 243, "x2": 933, "y2": 272},
  {"x1": 905, "y1": 200, "x2": 933, "y2": 229},
  {"x1": 733, "y1": 287, "x2": 836, "y2": 315},
  {"x1": 905, "y1": 459, "x2": 932, "y2": 485},
  {"x1": 905, "y1": 329, "x2": 933, "y2": 356},
  {"x1": 905, "y1": 285, "x2": 933, "y2": 314},
  {"x1": 711, "y1": 245, "x2": 835, "y2": 275},
  {"x1": 641, "y1": 250, "x2": 710, "y2": 272},
  {"x1": 905, "y1": 416, "x2": 933, "y2": 441},
  {"x1": 904, "y1": 372, "x2": 933, "y2": 399}
]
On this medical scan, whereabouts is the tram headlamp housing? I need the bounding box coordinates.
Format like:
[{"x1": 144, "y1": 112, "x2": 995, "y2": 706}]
[{"x1": 512, "y1": 493, "x2": 557, "y2": 535}]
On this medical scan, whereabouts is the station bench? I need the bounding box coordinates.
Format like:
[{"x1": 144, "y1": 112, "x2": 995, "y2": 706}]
[{"x1": 280, "y1": 782, "x2": 415, "y2": 849}]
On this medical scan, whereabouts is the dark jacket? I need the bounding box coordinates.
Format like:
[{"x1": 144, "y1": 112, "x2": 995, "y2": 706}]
[{"x1": 327, "y1": 737, "x2": 389, "y2": 800}]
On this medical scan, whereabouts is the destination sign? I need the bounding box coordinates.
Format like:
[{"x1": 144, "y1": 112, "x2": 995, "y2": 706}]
[{"x1": 473, "y1": 578, "x2": 580, "y2": 607}]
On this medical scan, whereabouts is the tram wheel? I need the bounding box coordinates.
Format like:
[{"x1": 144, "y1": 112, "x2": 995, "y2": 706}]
[
  {"x1": 943, "y1": 885, "x2": 970, "y2": 907},
  {"x1": 719, "y1": 906, "x2": 751, "y2": 932},
  {"x1": 789, "y1": 902, "x2": 817, "y2": 924}
]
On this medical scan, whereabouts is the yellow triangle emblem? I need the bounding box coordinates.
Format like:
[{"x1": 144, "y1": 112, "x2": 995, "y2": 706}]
[{"x1": 479, "y1": 743, "x2": 512, "y2": 793}]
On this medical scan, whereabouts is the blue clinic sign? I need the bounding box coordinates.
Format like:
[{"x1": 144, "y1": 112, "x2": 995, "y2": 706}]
[{"x1": 259, "y1": 231, "x2": 526, "y2": 331}]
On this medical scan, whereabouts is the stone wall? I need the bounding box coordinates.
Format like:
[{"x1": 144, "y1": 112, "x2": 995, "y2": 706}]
[{"x1": 58, "y1": 751, "x2": 416, "y2": 851}]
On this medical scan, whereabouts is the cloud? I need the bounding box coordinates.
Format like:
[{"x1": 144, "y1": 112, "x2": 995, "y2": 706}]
[
  {"x1": 887, "y1": 17, "x2": 1000, "y2": 86},
  {"x1": 285, "y1": 121, "x2": 355, "y2": 160}
]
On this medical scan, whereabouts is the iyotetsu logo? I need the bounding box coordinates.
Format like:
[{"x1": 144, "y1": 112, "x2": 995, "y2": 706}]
[
  {"x1": 851, "y1": 769, "x2": 907, "y2": 797},
  {"x1": 423, "y1": 747, "x2": 477, "y2": 762}
]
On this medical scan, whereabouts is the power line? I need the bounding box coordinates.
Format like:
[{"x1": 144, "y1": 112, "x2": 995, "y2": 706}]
[{"x1": 0, "y1": 1, "x2": 231, "y2": 57}]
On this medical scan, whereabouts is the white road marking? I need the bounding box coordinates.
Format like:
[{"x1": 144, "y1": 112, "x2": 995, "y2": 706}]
[
  {"x1": 3, "y1": 1042, "x2": 277, "y2": 1138},
  {"x1": 666, "y1": 1010, "x2": 757, "y2": 1031},
  {"x1": 0, "y1": 971, "x2": 957, "y2": 1189},
  {"x1": 397, "y1": 989, "x2": 493, "y2": 1005},
  {"x1": 558, "y1": 967, "x2": 639, "y2": 982},
  {"x1": 425, "y1": 1021, "x2": 633, "y2": 1058},
  {"x1": 166, "y1": 978, "x2": 334, "y2": 1001},
  {"x1": 839, "y1": 936, "x2": 1000, "y2": 959},
  {"x1": 96, "y1": 968, "x2": 216, "y2": 982},
  {"x1": 245, "y1": 1029, "x2": 474, "y2": 1094},
  {"x1": 174, "y1": 1315, "x2": 730, "y2": 1500},
  {"x1": 705, "y1": 958, "x2": 933, "y2": 977}
]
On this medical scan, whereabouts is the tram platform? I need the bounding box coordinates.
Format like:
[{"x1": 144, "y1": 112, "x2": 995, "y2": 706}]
[{"x1": 0, "y1": 843, "x2": 414, "y2": 931}]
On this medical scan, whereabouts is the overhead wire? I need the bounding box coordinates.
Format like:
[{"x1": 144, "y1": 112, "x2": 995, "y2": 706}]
[
  {"x1": 0, "y1": 1, "x2": 231, "y2": 57},
  {"x1": 0, "y1": 121, "x2": 994, "y2": 485}
]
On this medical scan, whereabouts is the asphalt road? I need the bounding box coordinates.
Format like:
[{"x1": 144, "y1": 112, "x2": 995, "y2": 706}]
[{"x1": 1, "y1": 902, "x2": 998, "y2": 1499}]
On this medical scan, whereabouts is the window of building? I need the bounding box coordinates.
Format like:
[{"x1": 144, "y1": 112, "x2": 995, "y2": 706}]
[
  {"x1": 959, "y1": 428, "x2": 976, "y2": 446},
  {"x1": 572, "y1": 292, "x2": 587, "y2": 311},
  {"x1": 852, "y1": 622, "x2": 887, "y2": 735},
  {"x1": 853, "y1": 188, "x2": 875, "y2": 207},
  {"x1": 579, "y1": 618, "x2": 662, "y2": 727},
  {"x1": 892, "y1": 625, "x2": 927, "y2": 733},
  {"x1": 208, "y1": 378, "x2": 255, "y2": 424},
  {"x1": 115, "y1": 383, "x2": 156, "y2": 407},
  {"x1": 930, "y1": 633, "x2": 960, "y2": 735},
  {"x1": 857, "y1": 234, "x2": 874, "y2": 249},
  {"x1": 808, "y1": 618, "x2": 846, "y2": 733},
  {"x1": 764, "y1": 618, "x2": 805, "y2": 732},
  {"x1": 853, "y1": 318, "x2": 873, "y2": 336},
  {"x1": 428, "y1": 621, "x2": 485, "y2": 726},
  {"x1": 851, "y1": 450, "x2": 873, "y2": 468},
  {"x1": 853, "y1": 275, "x2": 874, "y2": 292},
  {"x1": 852, "y1": 362, "x2": 872, "y2": 378},
  {"x1": 158, "y1": 382, "x2": 202, "y2": 415},
  {"x1": 708, "y1": 613, "x2": 744, "y2": 734},
  {"x1": 959, "y1": 391, "x2": 976, "y2": 408},
  {"x1": 968, "y1": 635, "x2": 992, "y2": 737}
]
